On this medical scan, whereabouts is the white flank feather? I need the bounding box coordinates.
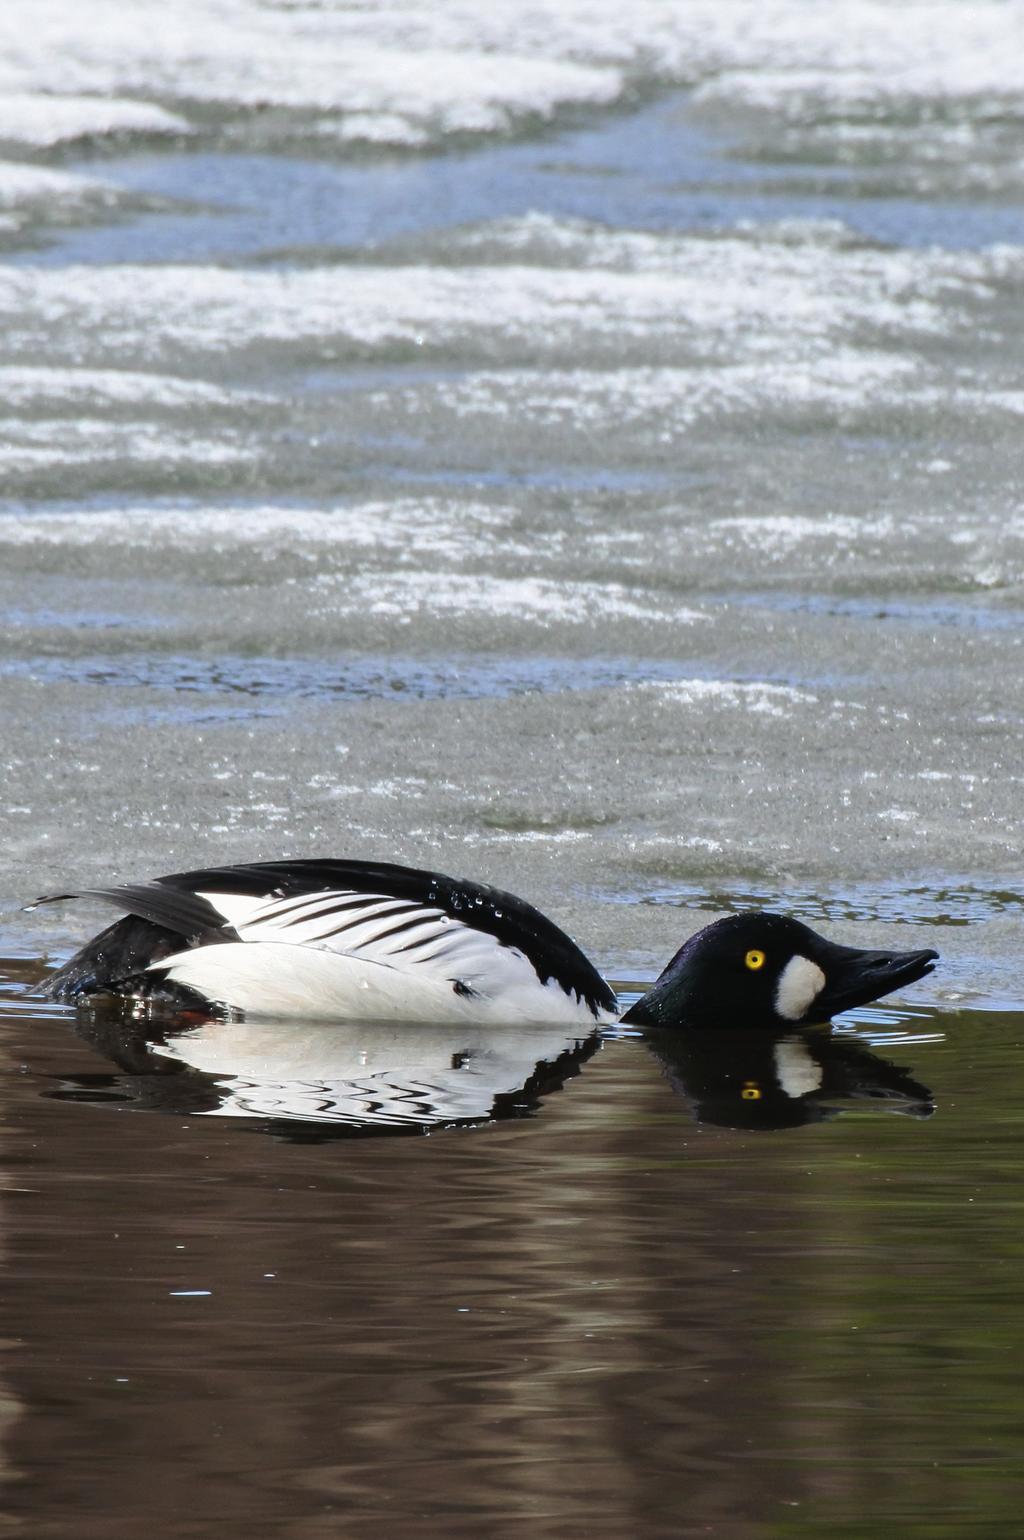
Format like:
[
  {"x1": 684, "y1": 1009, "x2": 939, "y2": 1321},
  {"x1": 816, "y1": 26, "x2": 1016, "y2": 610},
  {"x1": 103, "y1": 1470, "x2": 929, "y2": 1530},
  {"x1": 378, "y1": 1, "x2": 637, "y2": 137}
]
[{"x1": 153, "y1": 938, "x2": 610, "y2": 1026}]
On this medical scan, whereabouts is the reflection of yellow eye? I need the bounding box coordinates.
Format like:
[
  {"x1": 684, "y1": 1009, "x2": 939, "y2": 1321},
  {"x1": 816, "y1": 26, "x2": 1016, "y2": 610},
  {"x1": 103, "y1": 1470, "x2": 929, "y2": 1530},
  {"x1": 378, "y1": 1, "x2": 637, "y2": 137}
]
[
  {"x1": 741, "y1": 1081, "x2": 762, "y2": 1101},
  {"x1": 745, "y1": 949, "x2": 766, "y2": 971}
]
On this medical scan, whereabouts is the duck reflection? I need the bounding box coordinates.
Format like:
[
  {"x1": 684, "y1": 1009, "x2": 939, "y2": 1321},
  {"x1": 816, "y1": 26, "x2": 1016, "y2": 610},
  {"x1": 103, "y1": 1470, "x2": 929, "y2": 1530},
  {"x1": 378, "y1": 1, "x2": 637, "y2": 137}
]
[
  {"x1": 56, "y1": 1002, "x2": 935, "y2": 1137},
  {"x1": 643, "y1": 1024, "x2": 935, "y2": 1130},
  {"x1": 62, "y1": 1007, "x2": 602, "y2": 1137}
]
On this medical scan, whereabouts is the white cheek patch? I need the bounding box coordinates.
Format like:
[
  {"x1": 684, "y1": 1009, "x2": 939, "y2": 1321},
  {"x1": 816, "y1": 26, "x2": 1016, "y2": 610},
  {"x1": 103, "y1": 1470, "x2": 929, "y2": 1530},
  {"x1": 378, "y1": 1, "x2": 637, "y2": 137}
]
[
  {"x1": 774, "y1": 1035, "x2": 825, "y2": 1098},
  {"x1": 774, "y1": 954, "x2": 826, "y2": 1021}
]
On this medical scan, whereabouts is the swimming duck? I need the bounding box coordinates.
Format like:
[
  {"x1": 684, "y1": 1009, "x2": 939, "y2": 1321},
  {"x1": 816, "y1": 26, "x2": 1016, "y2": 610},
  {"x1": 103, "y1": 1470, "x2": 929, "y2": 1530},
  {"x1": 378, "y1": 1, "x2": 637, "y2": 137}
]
[{"x1": 31, "y1": 857, "x2": 938, "y2": 1027}]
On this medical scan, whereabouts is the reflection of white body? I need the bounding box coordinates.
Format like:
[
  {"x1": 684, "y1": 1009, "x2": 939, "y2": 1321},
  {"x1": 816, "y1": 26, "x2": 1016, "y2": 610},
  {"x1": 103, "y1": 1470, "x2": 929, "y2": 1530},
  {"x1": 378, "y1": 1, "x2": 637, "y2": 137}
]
[{"x1": 154, "y1": 1018, "x2": 598, "y2": 1128}]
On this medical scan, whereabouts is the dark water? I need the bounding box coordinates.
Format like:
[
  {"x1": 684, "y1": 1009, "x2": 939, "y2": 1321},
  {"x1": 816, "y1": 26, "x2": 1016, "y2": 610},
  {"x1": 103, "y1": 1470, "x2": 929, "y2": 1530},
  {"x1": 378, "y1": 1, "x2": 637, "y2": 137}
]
[{"x1": 1, "y1": 958, "x2": 1020, "y2": 1539}]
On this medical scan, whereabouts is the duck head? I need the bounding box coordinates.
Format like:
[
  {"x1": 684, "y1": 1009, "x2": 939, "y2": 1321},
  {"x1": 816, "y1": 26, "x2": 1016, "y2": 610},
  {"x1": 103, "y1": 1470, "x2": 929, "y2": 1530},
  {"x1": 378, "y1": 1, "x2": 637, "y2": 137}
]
[{"x1": 621, "y1": 912, "x2": 938, "y2": 1030}]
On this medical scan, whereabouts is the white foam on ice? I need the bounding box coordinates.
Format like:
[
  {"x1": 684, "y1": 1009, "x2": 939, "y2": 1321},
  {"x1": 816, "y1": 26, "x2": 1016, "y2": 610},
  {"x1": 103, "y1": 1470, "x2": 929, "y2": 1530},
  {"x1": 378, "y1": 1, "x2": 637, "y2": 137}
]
[
  {"x1": 0, "y1": 158, "x2": 123, "y2": 210},
  {"x1": 640, "y1": 679, "x2": 819, "y2": 717},
  {"x1": 692, "y1": 23, "x2": 1024, "y2": 118},
  {"x1": 712, "y1": 513, "x2": 900, "y2": 551},
  {"x1": 321, "y1": 570, "x2": 705, "y2": 627},
  {"x1": 0, "y1": 498, "x2": 521, "y2": 565},
  {"x1": 0, "y1": 420, "x2": 253, "y2": 472},
  {"x1": 408, "y1": 352, "x2": 920, "y2": 435},
  {"x1": 0, "y1": 365, "x2": 267, "y2": 410},
  {"x1": 0, "y1": 0, "x2": 621, "y2": 146},
  {"x1": 0, "y1": 233, "x2": 1012, "y2": 366},
  {"x1": 432, "y1": 212, "x2": 866, "y2": 268},
  {"x1": 0, "y1": 501, "x2": 704, "y2": 625},
  {"x1": 0, "y1": 0, "x2": 1020, "y2": 151},
  {"x1": 0, "y1": 94, "x2": 189, "y2": 147}
]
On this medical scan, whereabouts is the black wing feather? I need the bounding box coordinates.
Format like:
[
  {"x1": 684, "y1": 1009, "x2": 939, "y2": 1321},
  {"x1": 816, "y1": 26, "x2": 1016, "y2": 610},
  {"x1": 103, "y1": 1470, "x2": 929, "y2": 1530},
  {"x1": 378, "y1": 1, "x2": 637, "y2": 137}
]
[{"x1": 34, "y1": 882, "x2": 236, "y2": 945}]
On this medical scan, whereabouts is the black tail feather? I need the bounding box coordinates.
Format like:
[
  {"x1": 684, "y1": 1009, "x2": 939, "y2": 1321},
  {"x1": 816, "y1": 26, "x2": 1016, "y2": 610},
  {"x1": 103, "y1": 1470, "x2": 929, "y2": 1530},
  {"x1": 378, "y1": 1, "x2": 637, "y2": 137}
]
[{"x1": 43, "y1": 915, "x2": 188, "y2": 1002}]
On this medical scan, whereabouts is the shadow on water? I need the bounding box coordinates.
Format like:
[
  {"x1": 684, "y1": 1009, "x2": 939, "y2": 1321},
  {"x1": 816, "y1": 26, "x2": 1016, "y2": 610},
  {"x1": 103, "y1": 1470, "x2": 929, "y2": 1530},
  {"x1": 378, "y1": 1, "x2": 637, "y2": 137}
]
[{"x1": 4, "y1": 956, "x2": 1024, "y2": 1539}]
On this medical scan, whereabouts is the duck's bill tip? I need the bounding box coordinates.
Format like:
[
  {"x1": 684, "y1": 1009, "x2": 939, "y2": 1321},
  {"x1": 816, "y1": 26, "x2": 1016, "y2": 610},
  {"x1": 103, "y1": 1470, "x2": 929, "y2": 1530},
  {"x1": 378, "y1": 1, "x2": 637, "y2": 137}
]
[
  {"x1": 814, "y1": 944, "x2": 939, "y2": 1020},
  {"x1": 886, "y1": 947, "x2": 940, "y2": 989}
]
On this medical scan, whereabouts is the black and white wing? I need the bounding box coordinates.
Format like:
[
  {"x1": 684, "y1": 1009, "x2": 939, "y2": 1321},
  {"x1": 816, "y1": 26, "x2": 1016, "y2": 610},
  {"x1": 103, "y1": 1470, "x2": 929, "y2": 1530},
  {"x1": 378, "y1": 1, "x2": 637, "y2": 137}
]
[{"x1": 34, "y1": 859, "x2": 618, "y2": 1026}]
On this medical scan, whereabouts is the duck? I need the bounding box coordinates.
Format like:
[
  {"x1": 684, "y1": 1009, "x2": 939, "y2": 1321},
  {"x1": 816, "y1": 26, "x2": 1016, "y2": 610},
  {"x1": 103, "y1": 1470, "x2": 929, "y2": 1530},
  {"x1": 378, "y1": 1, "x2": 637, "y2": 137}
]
[{"x1": 29, "y1": 856, "x2": 938, "y2": 1028}]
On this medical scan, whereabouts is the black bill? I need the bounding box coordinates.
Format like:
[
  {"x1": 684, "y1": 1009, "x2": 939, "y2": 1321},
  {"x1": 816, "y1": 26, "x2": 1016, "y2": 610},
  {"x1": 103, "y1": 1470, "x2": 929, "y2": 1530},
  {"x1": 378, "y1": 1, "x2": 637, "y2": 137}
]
[{"x1": 811, "y1": 941, "x2": 939, "y2": 1021}]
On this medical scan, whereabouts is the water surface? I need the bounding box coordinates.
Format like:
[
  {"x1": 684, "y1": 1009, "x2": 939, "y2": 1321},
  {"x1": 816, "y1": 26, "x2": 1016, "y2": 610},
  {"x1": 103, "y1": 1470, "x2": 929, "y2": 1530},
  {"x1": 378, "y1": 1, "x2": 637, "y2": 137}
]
[{"x1": 1, "y1": 961, "x2": 1021, "y2": 1538}]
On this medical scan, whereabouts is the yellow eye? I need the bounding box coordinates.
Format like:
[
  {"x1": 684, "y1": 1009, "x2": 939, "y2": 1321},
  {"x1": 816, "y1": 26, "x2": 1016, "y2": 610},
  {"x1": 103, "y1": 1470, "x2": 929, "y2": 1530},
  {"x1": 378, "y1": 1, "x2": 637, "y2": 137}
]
[
  {"x1": 741, "y1": 1081, "x2": 762, "y2": 1100},
  {"x1": 745, "y1": 949, "x2": 766, "y2": 971}
]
